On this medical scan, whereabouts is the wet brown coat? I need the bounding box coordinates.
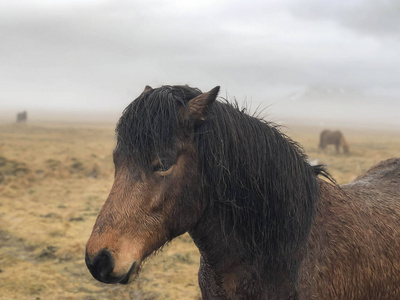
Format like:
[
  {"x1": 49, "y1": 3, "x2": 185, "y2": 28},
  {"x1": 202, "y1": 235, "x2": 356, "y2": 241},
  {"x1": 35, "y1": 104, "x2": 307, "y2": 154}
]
[
  {"x1": 196, "y1": 159, "x2": 400, "y2": 299},
  {"x1": 298, "y1": 158, "x2": 400, "y2": 299}
]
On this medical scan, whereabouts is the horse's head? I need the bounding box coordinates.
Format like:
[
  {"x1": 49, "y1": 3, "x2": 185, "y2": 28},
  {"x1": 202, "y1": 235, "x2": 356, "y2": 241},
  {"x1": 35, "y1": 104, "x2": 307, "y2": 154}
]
[
  {"x1": 85, "y1": 85, "x2": 220, "y2": 284},
  {"x1": 343, "y1": 144, "x2": 349, "y2": 154}
]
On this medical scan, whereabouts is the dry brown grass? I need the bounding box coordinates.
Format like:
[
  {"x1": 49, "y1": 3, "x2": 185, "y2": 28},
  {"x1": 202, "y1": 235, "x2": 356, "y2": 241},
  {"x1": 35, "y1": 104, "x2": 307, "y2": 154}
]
[{"x1": 0, "y1": 122, "x2": 399, "y2": 299}]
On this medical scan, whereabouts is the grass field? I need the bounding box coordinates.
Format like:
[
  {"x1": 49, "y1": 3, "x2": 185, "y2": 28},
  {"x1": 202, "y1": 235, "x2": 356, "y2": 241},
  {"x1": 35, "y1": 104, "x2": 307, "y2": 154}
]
[{"x1": 0, "y1": 121, "x2": 399, "y2": 300}]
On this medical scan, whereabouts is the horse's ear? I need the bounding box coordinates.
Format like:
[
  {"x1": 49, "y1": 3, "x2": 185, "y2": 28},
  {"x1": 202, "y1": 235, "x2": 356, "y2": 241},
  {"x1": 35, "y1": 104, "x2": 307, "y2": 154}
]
[
  {"x1": 187, "y1": 86, "x2": 220, "y2": 121},
  {"x1": 141, "y1": 85, "x2": 153, "y2": 95}
]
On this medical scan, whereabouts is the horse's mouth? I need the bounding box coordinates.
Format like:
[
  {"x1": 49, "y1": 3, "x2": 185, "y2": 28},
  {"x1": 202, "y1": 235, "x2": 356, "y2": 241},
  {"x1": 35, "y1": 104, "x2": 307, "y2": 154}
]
[{"x1": 119, "y1": 261, "x2": 138, "y2": 285}]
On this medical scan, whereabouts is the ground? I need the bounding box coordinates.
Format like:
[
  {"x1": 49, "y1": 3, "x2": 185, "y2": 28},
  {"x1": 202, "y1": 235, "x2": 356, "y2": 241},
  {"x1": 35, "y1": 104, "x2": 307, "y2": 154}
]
[{"x1": 0, "y1": 122, "x2": 399, "y2": 300}]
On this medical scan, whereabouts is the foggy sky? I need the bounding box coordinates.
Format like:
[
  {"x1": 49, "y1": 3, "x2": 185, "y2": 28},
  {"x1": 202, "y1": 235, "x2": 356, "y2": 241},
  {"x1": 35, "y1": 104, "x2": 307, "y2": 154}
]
[{"x1": 1, "y1": 0, "x2": 399, "y2": 125}]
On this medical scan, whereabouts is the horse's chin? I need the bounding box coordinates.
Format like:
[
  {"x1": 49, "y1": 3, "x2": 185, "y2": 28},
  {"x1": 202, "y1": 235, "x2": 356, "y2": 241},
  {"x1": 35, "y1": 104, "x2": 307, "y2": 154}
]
[{"x1": 118, "y1": 261, "x2": 140, "y2": 285}]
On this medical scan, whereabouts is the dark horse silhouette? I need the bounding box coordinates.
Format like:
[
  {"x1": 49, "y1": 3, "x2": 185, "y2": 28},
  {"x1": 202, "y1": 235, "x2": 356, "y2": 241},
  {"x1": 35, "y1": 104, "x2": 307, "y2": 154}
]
[
  {"x1": 319, "y1": 129, "x2": 349, "y2": 154},
  {"x1": 16, "y1": 111, "x2": 27, "y2": 123},
  {"x1": 86, "y1": 85, "x2": 400, "y2": 299}
]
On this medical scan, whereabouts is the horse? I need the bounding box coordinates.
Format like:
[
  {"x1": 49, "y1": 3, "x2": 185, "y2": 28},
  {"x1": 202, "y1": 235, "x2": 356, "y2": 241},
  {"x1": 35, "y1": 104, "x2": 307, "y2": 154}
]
[
  {"x1": 319, "y1": 129, "x2": 349, "y2": 154},
  {"x1": 16, "y1": 111, "x2": 27, "y2": 123},
  {"x1": 85, "y1": 85, "x2": 400, "y2": 299}
]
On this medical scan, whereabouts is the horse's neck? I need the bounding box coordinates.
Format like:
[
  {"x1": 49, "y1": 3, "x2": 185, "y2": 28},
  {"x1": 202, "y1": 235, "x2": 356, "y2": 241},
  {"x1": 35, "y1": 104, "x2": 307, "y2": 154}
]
[{"x1": 189, "y1": 210, "x2": 299, "y2": 299}]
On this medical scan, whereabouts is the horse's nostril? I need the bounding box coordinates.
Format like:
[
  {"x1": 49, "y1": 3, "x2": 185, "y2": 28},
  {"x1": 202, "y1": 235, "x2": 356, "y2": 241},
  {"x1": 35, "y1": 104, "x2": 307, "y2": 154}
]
[{"x1": 85, "y1": 249, "x2": 115, "y2": 283}]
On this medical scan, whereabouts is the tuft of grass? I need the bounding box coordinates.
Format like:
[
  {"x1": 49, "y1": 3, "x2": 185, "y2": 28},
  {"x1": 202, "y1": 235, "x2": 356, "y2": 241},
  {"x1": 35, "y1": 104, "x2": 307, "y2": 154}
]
[{"x1": 0, "y1": 156, "x2": 30, "y2": 182}]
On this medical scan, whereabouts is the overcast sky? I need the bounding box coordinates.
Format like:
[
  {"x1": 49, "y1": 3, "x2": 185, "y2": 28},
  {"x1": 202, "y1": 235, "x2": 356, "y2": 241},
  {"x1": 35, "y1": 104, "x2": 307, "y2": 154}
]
[{"x1": 1, "y1": 0, "x2": 400, "y2": 125}]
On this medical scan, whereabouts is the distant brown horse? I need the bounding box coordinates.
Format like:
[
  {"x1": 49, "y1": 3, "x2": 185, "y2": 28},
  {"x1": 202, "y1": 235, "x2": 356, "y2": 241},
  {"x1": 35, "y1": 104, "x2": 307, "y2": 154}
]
[
  {"x1": 86, "y1": 85, "x2": 400, "y2": 299},
  {"x1": 319, "y1": 129, "x2": 349, "y2": 154},
  {"x1": 16, "y1": 111, "x2": 27, "y2": 123}
]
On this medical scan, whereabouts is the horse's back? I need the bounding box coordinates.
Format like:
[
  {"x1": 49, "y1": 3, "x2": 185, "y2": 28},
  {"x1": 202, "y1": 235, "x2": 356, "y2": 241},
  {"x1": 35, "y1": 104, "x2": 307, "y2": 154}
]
[
  {"x1": 319, "y1": 129, "x2": 332, "y2": 140},
  {"x1": 346, "y1": 158, "x2": 400, "y2": 188},
  {"x1": 300, "y1": 158, "x2": 400, "y2": 299}
]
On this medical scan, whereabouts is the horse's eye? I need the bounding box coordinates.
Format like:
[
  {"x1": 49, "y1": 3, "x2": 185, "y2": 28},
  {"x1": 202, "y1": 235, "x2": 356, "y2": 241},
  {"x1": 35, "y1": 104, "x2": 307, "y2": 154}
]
[{"x1": 153, "y1": 160, "x2": 174, "y2": 173}]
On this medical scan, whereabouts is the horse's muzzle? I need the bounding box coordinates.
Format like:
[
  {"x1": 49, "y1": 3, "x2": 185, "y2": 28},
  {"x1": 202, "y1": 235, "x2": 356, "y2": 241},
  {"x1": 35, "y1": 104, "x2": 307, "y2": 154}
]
[{"x1": 85, "y1": 249, "x2": 137, "y2": 284}]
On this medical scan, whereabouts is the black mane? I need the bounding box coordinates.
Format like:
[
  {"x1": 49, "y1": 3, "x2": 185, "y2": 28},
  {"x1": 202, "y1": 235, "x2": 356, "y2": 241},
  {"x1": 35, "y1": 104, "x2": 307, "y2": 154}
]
[
  {"x1": 117, "y1": 85, "x2": 324, "y2": 275},
  {"x1": 196, "y1": 97, "x2": 322, "y2": 275}
]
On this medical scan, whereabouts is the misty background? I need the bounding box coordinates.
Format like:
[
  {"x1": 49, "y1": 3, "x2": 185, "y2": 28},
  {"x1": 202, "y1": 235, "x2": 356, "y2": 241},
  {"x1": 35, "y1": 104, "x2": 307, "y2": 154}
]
[{"x1": 1, "y1": 0, "x2": 399, "y2": 129}]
